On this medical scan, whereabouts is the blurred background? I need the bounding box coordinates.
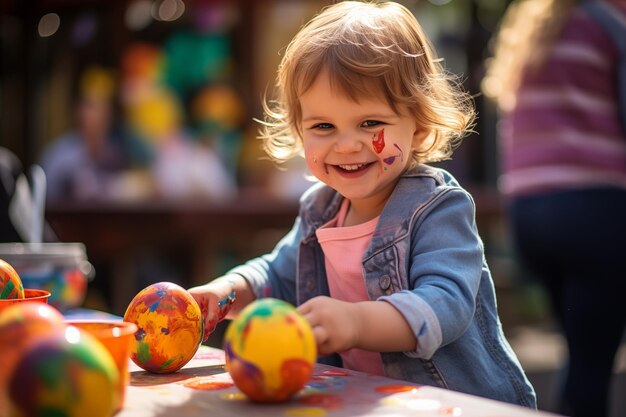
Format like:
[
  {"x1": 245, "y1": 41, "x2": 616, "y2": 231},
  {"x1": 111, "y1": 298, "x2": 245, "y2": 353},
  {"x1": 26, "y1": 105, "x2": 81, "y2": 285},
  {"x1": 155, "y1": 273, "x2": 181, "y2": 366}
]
[{"x1": 1, "y1": 0, "x2": 625, "y2": 414}]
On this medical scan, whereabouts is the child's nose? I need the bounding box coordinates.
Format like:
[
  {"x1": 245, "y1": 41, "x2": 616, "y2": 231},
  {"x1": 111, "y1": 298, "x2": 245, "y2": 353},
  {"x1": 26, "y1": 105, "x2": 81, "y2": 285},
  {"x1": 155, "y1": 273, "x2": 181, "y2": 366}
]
[{"x1": 334, "y1": 133, "x2": 363, "y2": 153}]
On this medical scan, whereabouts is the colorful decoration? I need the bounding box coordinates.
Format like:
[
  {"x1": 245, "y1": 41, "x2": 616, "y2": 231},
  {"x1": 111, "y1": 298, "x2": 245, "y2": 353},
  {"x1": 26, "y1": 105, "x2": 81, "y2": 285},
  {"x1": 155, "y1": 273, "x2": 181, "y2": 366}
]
[
  {"x1": 191, "y1": 84, "x2": 245, "y2": 134},
  {"x1": 223, "y1": 298, "x2": 316, "y2": 403},
  {"x1": 0, "y1": 243, "x2": 91, "y2": 311},
  {"x1": 123, "y1": 281, "x2": 204, "y2": 373},
  {"x1": 7, "y1": 326, "x2": 119, "y2": 417},
  {"x1": 19, "y1": 265, "x2": 87, "y2": 311},
  {"x1": 0, "y1": 302, "x2": 65, "y2": 416},
  {"x1": 0, "y1": 258, "x2": 24, "y2": 299}
]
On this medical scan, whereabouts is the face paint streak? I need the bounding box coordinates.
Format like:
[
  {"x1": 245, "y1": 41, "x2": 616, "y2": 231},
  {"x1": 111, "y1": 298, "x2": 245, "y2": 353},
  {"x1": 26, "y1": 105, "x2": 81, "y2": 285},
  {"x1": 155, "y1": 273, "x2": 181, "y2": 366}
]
[
  {"x1": 372, "y1": 129, "x2": 385, "y2": 153},
  {"x1": 394, "y1": 143, "x2": 404, "y2": 160},
  {"x1": 383, "y1": 144, "x2": 404, "y2": 166}
]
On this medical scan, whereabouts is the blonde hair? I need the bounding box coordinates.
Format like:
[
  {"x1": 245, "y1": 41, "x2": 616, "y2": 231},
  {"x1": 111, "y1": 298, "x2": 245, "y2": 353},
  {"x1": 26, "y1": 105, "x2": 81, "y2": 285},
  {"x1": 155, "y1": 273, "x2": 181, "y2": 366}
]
[
  {"x1": 258, "y1": 0, "x2": 476, "y2": 166},
  {"x1": 482, "y1": 0, "x2": 576, "y2": 111}
]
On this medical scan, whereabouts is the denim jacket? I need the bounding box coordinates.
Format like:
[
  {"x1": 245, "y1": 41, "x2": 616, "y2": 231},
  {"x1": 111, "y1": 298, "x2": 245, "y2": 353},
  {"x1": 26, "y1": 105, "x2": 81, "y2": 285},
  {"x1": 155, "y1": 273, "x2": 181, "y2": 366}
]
[{"x1": 229, "y1": 165, "x2": 537, "y2": 408}]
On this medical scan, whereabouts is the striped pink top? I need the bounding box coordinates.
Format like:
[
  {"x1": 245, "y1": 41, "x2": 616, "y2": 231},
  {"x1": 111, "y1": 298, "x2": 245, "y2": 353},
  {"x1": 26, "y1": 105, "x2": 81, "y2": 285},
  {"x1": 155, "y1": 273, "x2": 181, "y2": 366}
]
[{"x1": 499, "y1": 3, "x2": 626, "y2": 198}]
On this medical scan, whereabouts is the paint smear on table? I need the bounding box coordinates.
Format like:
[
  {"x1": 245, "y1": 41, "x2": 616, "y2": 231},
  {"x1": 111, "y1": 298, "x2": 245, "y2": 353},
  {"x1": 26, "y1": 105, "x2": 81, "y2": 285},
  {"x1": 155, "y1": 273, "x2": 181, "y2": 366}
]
[
  {"x1": 306, "y1": 376, "x2": 347, "y2": 390},
  {"x1": 375, "y1": 384, "x2": 420, "y2": 394},
  {"x1": 319, "y1": 369, "x2": 351, "y2": 377},
  {"x1": 297, "y1": 393, "x2": 343, "y2": 410},
  {"x1": 131, "y1": 372, "x2": 189, "y2": 386},
  {"x1": 283, "y1": 407, "x2": 327, "y2": 417},
  {"x1": 219, "y1": 392, "x2": 248, "y2": 401},
  {"x1": 183, "y1": 377, "x2": 234, "y2": 391}
]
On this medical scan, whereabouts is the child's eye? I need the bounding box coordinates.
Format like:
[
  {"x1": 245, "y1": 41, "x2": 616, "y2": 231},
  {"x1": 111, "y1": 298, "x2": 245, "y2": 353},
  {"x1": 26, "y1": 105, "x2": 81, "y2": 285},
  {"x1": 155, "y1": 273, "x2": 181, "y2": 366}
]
[
  {"x1": 362, "y1": 120, "x2": 383, "y2": 128},
  {"x1": 311, "y1": 123, "x2": 333, "y2": 130}
]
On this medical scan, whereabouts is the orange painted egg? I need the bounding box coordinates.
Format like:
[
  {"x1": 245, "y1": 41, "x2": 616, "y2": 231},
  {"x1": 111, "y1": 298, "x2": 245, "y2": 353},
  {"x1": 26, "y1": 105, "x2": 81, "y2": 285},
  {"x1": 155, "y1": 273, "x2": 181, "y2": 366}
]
[
  {"x1": 7, "y1": 326, "x2": 119, "y2": 417},
  {"x1": 224, "y1": 298, "x2": 316, "y2": 403},
  {"x1": 0, "y1": 302, "x2": 66, "y2": 413},
  {"x1": 0, "y1": 258, "x2": 24, "y2": 299},
  {"x1": 123, "y1": 282, "x2": 204, "y2": 373}
]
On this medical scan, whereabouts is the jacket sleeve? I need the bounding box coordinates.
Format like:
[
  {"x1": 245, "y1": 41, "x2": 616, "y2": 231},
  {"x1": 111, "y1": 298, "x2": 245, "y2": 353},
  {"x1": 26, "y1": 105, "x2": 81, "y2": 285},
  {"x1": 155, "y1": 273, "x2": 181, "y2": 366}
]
[
  {"x1": 226, "y1": 215, "x2": 304, "y2": 306},
  {"x1": 379, "y1": 187, "x2": 484, "y2": 359}
]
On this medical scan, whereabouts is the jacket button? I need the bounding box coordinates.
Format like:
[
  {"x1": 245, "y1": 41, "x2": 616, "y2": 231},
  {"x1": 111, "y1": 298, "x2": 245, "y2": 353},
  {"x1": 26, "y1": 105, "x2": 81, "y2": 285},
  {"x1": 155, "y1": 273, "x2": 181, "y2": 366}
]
[{"x1": 379, "y1": 275, "x2": 391, "y2": 290}]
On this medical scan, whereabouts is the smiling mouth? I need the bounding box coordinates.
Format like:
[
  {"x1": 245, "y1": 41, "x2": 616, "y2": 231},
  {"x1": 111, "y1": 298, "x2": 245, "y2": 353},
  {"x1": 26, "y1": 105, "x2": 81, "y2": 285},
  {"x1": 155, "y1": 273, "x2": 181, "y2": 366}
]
[{"x1": 336, "y1": 162, "x2": 372, "y2": 172}]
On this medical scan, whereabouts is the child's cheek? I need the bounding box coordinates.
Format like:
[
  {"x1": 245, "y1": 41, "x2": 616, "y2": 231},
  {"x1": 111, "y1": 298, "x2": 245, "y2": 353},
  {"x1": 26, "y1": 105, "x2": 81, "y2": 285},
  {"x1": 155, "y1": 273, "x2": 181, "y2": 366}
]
[
  {"x1": 378, "y1": 143, "x2": 405, "y2": 169},
  {"x1": 306, "y1": 153, "x2": 328, "y2": 176},
  {"x1": 305, "y1": 153, "x2": 317, "y2": 172}
]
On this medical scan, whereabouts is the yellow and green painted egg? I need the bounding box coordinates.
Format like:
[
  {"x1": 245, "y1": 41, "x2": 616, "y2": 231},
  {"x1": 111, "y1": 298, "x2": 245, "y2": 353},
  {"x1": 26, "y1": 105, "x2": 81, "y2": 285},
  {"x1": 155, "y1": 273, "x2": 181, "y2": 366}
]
[{"x1": 224, "y1": 298, "x2": 317, "y2": 403}]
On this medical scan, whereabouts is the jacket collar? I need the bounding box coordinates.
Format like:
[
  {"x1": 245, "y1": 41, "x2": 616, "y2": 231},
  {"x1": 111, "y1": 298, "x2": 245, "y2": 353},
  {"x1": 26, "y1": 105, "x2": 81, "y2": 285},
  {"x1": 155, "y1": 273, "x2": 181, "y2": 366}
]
[{"x1": 299, "y1": 164, "x2": 447, "y2": 241}]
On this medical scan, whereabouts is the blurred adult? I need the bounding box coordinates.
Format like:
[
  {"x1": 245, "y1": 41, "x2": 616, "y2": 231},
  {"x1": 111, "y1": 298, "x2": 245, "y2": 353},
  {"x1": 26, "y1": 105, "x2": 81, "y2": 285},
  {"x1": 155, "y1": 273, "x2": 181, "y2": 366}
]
[
  {"x1": 40, "y1": 66, "x2": 131, "y2": 201},
  {"x1": 483, "y1": 1, "x2": 626, "y2": 416}
]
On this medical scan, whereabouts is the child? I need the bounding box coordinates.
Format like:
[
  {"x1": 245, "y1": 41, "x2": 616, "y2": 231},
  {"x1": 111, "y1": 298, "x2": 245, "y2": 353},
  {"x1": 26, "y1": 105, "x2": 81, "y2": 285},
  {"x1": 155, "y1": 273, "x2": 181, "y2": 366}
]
[{"x1": 189, "y1": 0, "x2": 536, "y2": 408}]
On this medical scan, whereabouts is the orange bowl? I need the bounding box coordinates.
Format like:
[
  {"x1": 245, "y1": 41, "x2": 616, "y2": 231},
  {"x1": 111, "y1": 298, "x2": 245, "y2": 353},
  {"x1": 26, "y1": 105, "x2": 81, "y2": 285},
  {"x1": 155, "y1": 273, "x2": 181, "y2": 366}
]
[
  {"x1": 66, "y1": 320, "x2": 138, "y2": 411},
  {"x1": 0, "y1": 289, "x2": 51, "y2": 313}
]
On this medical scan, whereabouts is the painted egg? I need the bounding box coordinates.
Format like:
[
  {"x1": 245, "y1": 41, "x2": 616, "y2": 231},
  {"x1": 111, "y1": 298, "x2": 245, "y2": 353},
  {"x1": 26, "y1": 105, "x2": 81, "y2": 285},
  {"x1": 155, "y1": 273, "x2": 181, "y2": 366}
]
[
  {"x1": 7, "y1": 326, "x2": 120, "y2": 417},
  {"x1": 123, "y1": 281, "x2": 204, "y2": 373},
  {"x1": 0, "y1": 258, "x2": 24, "y2": 299},
  {"x1": 0, "y1": 302, "x2": 65, "y2": 416},
  {"x1": 224, "y1": 298, "x2": 317, "y2": 403}
]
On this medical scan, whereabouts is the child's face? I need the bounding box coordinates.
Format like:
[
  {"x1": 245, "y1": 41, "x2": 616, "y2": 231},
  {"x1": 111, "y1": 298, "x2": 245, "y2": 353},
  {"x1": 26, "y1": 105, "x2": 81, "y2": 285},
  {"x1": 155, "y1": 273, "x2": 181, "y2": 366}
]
[{"x1": 299, "y1": 69, "x2": 423, "y2": 209}]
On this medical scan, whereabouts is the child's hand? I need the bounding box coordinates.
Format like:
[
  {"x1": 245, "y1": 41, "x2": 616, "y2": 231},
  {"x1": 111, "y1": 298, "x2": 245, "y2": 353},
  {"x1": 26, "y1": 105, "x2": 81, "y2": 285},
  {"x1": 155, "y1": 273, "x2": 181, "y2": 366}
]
[
  {"x1": 188, "y1": 279, "x2": 237, "y2": 343},
  {"x1": 299, "y1": 296, "x2": 417, "y2": 354},
  {"x1": 297, "y1": 296, "x2": 361, "y2": 355}
]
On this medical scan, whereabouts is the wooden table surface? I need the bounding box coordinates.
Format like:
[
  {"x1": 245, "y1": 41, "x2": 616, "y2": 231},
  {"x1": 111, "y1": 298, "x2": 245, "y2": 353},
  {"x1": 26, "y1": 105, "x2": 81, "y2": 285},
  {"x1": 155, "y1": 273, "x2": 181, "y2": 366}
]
[{"x1": 119, "y1": 345, "x2": 560, "y2": 417}]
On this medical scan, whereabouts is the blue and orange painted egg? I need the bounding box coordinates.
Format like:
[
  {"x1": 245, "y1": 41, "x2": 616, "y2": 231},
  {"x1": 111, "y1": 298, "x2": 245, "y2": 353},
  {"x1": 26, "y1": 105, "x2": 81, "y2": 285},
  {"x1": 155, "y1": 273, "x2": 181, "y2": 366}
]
[
  {"x1": 224, "y1": 298, "x2": 316, "y2": 403},
  {"x1": 0, "y1": 258, "x2": 24, "y2": 299},
  {"x1": 7, "y1": 326, "x2": 119, "y2": 417},
  {"x1": 123, "y1": 281, "x2": 204, "y2": 373}
]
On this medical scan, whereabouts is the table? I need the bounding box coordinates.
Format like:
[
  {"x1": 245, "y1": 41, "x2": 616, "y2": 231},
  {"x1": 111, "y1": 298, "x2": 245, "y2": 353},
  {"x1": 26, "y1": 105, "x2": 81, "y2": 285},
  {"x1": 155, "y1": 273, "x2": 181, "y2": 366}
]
[
  {"x1": 45, "y1": 186, "x2": 504, "y2": 316},
  {"x1": 119, "y1": 345, "x2": 561, "y2": 417},
  {"x1": 45, "y1": 189, "x2": 299, "y2": 315}
]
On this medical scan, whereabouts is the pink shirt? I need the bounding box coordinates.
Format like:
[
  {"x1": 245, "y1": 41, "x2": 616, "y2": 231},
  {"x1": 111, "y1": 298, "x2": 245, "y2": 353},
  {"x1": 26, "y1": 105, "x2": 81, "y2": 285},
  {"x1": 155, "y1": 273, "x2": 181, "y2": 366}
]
[{"x1": 315, "y1": 199, "x2": 385, "y2": 376}]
